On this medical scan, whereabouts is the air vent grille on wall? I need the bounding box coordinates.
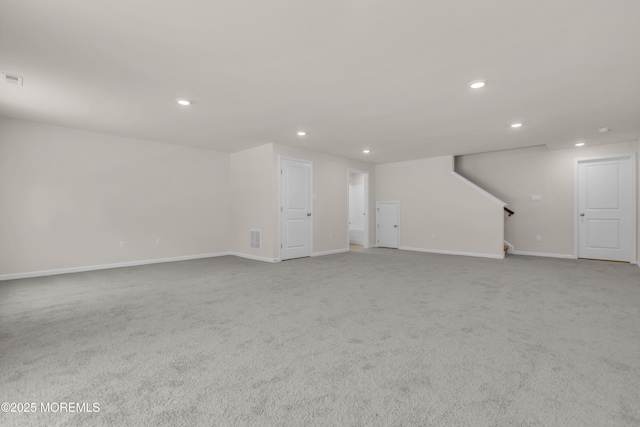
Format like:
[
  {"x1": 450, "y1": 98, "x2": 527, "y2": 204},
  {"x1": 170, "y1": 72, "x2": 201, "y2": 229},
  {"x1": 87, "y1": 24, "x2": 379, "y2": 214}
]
[
  {"x1": 250, "y1": 230, "x2": 261, "y2": 250},
  {"x1": 3, "y1": 73, "x2": 23, "y2": 86}
]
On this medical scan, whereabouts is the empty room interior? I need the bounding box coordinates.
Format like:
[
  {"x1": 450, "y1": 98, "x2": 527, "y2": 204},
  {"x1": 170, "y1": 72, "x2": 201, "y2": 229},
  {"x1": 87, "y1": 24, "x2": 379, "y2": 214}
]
[{"x1": 1, "y1": 1, "x2": 640, "y2": 426}]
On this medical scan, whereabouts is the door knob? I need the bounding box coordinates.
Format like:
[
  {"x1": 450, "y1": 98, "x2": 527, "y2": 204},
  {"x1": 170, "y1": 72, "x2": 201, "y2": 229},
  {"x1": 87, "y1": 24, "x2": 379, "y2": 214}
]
[
  {"x1": 307, "y1": 213, "x2": 312, "y2": 216},
  {"x1": 394, "y1": 225, "x2": 398, "y2": 228},
  {"x1": 580, "y1": 213, "x2": 585, "y2": 216}
]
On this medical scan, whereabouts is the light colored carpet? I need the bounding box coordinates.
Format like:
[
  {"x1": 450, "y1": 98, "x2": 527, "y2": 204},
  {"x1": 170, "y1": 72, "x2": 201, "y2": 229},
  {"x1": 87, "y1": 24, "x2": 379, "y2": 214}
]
[{"x1": 1, "y1": 250, "x2": 640, "y2": 426}]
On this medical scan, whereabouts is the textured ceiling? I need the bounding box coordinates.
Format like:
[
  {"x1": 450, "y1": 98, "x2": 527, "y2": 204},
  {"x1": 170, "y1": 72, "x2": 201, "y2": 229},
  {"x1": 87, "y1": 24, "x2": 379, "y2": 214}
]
[{"x1": 1, "y1": 0, "x2": 639, "y2": 163}]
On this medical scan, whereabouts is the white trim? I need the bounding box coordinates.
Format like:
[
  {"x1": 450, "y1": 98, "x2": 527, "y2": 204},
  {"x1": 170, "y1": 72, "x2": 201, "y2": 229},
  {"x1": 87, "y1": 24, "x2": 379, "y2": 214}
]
[
  {"x1": 278, "y1": 156, "x2": 314, "y2": 261},
  {"x1": 376, "y1": 201, "x2": 400, "y2": 249},
  {"x1": 511, "y1": 250, "x2": 575, "y2": 259},
  {"x1": 0, "y1": 252, "x2": 231, "y2": 281},
  {"x1": 229, "y1": 252, "x2": 279, "y2": 263},
  {"x1": 347, "y1": 168, "x2": 370, "y2": 248},
  {"x1": 574, "y1": 153, "x2": 637, "y2": 261},
  {"x1": 504, "y1": 240, "x2": 515, "y2": 254},
  {"x1": 505, "y1": 241, "x2": 573, "y2": 259},
  {"x1": 451, "y1": 171, "x2": 507, "y2": 207},
  {"x1": 399, "y1": 246, "x2": 504, "y2": 260},
  {"x1": 312, "y1": 248, "x2": 349, "y2": 257}
]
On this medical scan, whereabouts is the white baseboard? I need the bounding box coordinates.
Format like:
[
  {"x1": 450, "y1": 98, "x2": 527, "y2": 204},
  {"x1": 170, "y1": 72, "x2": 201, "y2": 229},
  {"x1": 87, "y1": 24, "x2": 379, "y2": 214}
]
[
  {"x1": 312, "y1": 248, "x2": 349, "y2": 257},
  {"x1": 512, "y1": 251, "x2": 638, "y2": 263},
  {"x1": 399, "y1": 246, "x2": 504, "y2": 260},
  {"x1": 229, "y1": 252, "x2": 279, "y2": 263},
  {"x1": 511, "y1": 250, "x2": 575, "y2": 259},
  {"x1": 0, "y1": 252, "x2": 231, "y2": 281},
  {"x1": 504, "y1": 240, "x2": 515, "y2": 254}
]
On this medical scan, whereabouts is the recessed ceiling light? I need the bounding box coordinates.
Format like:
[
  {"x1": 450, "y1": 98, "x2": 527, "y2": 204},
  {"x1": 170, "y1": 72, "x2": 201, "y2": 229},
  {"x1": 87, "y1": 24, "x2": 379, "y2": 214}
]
[
  {"x1": 176, "y1": 99, "x2": 191, "y2": 106},
  {"x1": 511, "y1": 123, "x2": 523, "y2": 128},
  {"x1": 598, "y1": 127, "x2": 611, "y2": 133},
  {"x1": 297, "y1": 131, "x2": 306, "y2": 136},
  {"x1": 575, "y1": 142, "x2": 585, "y2": 147},
  {"x1": 363, "y1": 149, "x2": 371, "y2": 154},
  {"x1": 469, "y1": 80, "x2": 486, "y2": 89}
]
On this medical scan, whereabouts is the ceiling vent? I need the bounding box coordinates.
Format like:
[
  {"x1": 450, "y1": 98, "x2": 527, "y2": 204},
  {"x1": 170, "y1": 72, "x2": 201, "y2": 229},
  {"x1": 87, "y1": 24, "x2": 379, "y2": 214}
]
[
  {"x1": 250, "y1": 230, "x2": 261, "y2": 250},
  {"x1": 3, "y1": 73, "x2": 23, "y2": 86}
]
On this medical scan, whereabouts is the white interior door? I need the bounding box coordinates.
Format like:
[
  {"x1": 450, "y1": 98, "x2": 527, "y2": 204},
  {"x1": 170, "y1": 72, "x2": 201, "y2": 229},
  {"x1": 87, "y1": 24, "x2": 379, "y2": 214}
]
[
  {"x1": 377, "y1": 202, "x2": 399, "y2": 248},
  {"x1": 280, "y1": 158, "x2": 312, "y2": 260},
  {"x1": 577, "y1": 155, "x2": 635, "y2": 262}
]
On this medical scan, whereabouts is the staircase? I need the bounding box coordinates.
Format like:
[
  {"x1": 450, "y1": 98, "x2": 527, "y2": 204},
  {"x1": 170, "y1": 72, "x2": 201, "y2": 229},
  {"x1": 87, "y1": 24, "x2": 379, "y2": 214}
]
[{"x1": 503, "y1": 207, "x2": 514, "y2": 257}]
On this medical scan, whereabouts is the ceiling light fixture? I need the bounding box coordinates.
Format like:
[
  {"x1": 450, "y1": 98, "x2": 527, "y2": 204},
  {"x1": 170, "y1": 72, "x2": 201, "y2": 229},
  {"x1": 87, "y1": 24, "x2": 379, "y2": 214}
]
[
  {"x1": 469, "y1": 80, "x2": 486, "y2": 89},
  {"x1": 363, "y1": 149, "x2": 371, "y2": 154},
  {"x1": 598, "y1": 127, "x2": 611, "y2": 133},
  {"x1": 511, "y1": 123, "x2": 523, "y2": 128},
  {"x1": 575, "y1": 142, "x2": 585, "y2": 147},
  {"x1": 297, "y1": 131, "x2": 306, "y2": 136},
  {"x1": 176, "y1": 99, "x2": 191, "y2": 106}
]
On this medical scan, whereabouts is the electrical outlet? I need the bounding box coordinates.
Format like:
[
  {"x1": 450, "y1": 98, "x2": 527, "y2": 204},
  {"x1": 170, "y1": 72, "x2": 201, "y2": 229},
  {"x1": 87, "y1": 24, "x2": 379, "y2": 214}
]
[
  {"x1": 156, "y1": 238, "x2": 162, "y2": 246},
  {"x1": 536, "y1": 235, "x2": 542, "y2": 241},
  {"x1": 432, "y1": 232, "x2": 436, "y2": 239},
  {"x1": 329, "y1": 233, "x2": 333, "y2": 239},
  {"x1": 119, "y1": 241, "x2": 125, "y2": 248}
]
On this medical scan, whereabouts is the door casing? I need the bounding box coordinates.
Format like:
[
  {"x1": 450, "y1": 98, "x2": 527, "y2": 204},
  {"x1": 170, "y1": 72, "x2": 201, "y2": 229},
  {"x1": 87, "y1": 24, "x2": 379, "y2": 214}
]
[
  {"x1": 279, "y1": 156, "x2": 313, "y2": 260},
  {"x1": 347, "y1": 168, "x2": 370, "y2": 248},
  {"x1": 376, "y1": 201, "x2": 400, "y2": 248},
  {"x1": 573, "y1": 153, "x2": 636, "y2": 261}
]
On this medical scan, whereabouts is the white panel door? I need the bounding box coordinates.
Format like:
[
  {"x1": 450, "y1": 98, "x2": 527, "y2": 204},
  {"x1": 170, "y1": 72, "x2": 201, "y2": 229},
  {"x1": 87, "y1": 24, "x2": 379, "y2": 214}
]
[
  {"x1": 281, "y1": 158, "x2": 312, "y2": 260},
  {"x1": 578, "y1": 156, "x2": 634, "y2": 261},
  {"x1": 377, "y1": 202, "x2": 399, "y2": 248}
]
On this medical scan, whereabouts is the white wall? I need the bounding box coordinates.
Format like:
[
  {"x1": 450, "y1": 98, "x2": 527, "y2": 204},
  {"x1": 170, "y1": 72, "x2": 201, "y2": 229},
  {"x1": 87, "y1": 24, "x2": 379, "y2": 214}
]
[
  {"x1": 0, "y1": 117, "x2": 231, "y2": 276},
  {"x1": 14, "y1": 115, "x2": 630, "y2": 276},
  {"x1": 272, "y1": 144, "x2": 375, "y2": 256},
  {"x1": 0, "y1": 125, "x2": 378, "y2": 277},
  {"x1": 376, "y1": 155, "x2": 505, "y2": 258},
  {"x1": 228, "y1": 143, "x2": 377, "y2": 259},
  {"x1": 456, "y1": 141, "x2": 639, "y2": 259},
  {"x1": 230, "y1": 144, "x2": 277, "y2": 261}
]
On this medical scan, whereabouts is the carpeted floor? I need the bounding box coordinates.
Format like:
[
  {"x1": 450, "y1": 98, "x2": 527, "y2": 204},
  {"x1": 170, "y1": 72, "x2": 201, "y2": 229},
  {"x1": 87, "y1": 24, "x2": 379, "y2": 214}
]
[{"x1": 1, "y1": 249, "x2": 640, "y2": 426}]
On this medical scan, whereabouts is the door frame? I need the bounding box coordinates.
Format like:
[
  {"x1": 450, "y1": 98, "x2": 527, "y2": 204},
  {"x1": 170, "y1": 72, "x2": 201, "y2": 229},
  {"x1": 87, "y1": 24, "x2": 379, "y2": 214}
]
[
  {"x1": 278, "y1": 156, "x2": 313, "y2": 261},
  {"x1": 376, "y1": 201, "x2": 400, "y2": 248},
  {"x1": 347, "y1": 168, "x2": 370, "y2": 248},
  {"x1": 573, "y1": 153, "x2": 636, "y2": 261}
]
